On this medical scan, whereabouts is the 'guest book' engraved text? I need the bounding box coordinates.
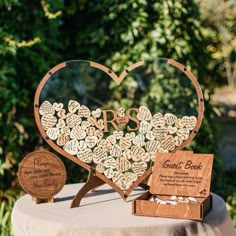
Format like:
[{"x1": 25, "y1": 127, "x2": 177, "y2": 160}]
[{"x1": 163, "y1": 160, "x2": 202, "y2": 170}]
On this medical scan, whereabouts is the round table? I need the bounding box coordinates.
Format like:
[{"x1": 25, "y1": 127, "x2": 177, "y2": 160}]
[{"x1": 11, "y1": 183, "x2": 236, "y2": 236}]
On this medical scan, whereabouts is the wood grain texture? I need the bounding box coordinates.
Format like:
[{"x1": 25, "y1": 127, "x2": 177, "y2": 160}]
[
  {"x1": 90, "y1": 61, "x2": 144, "y2": 85},
  {"x1": 132, "y1": 192, "x2": 212, "y2": 220},
  {"x1": 151, "y1": 151, "x2": 214, "y2": 197},
  {"x1": 18, "y1": 150, "x2": 66, "y2": 199},
  {"x1": 32, "y1": 196, "x2": 54, "y2": 204},
  {"x1": 70, "y1": 168, "x2": 105, "y2": 208}
]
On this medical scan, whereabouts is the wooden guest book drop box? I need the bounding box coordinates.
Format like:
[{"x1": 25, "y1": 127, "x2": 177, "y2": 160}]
[{"x1": 132, "y1": 151, "x2": 214, "y2": 220}]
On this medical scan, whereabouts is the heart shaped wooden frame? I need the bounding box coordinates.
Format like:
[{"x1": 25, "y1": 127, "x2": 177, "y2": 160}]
[{"x1": 34, "y1": 59, "x2": 204, "y2": 206}]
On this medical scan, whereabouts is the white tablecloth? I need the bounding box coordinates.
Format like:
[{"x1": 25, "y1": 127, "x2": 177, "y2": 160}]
[{"x1": 11, "y1": 183, "x2": 236, "y2": 236}]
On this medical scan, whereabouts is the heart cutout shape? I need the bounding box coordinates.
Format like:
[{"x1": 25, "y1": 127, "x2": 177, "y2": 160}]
[
  {"x1": 116, "y1": 116, "x2": 129, "y2": 127},
  {"x1": 34, "y1": 59, "x2": 204, "y2": 199}
]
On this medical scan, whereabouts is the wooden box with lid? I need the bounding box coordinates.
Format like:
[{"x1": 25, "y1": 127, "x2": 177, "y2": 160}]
[{"x1": 132, "y1": 151, "x2": 213, "y2": 220}]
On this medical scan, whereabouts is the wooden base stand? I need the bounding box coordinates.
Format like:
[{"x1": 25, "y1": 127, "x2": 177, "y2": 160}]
[
  {"x1": 71, "y1": 168, "x2": 105, "y2": 208},
  {"x1": 70, "y1": 168, "x2": 151, "y2": 208},
  {"x1": 32, "y1": 196, "x2": 54, "y2": 204}
]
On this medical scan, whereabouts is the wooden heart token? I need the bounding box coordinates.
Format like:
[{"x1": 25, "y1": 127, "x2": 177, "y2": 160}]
[
  {"x1": 104, "y1": 168, "x2": 114, "y2": 179},
  {"x1": 168, "y1": 125, "x2": 177, "y2": 134},
  {"x1": 174, "y1": 136, "x2": 183, "y2": 146},
  {"x1": 137, "y1": 106, "x2": 152, "y2": 121},
  {"x1": 112, "y1": 171, "x2": 125, "y2": 185},
  {"x1": 41, "y1": 115, "x2": 57, "y2": 131},
  {"x1": 56, "y1": 133, "x2": 70, "y2": 146},
  {"x1": 123, "y1": 149, "x2": 132, "y2": 160},
  {"x1": 81, "y1": 121, "x2": 91, "y2": 130},
  {"x1": 91, "y1": 108, "x2": 101, "y2": 118},
  {"x1": 96, "y1": 162, "x2": 105, "y2": 173},
  {"x1": 124, "y1": 172, "x2": 137, "y2": 186},
  {"x1": 87, "y1": 116, "x2": 97, "y2": 126},
  {"x1": 115, "y1": 178, "x2": 127, "y2": 191},
  {"x1": 94, "y1": 129, "x2": 104, "y2": 141},
  {"x1": 125, "y1": 132, "x2": 135, "y2": 141},
  {"x1": 110, "y1": 144, "x2": 123, "y2": 157},
  {"x1": 61, "y1": 126, "x2": 70, "y2": 135},
  {"x1": 182, "y1": 116, "x2": 197, "y2": 130},
  {"x1": 63, "y1": 140, "x2": 79, "y2": 155},
  {"x1": 132, "y1": 134, "x2": 145, "y2": 146},
  {"x1": 119, "y1": 137, "x2": 132, "y2": 150},
  {"x1": 86, "y1": 127, "x2": 96, "y2": 136},
  {"x1": 116, "y1": 107, "x2": 125, "y2": 117},
  {"x1": 132, "y1": 161, "x2": 147, "y2": 176},
  {"x1": 57, "y1": 109, "x2": 66, "y2": 119},
  {"x1": 106, "y1": 142, "x2": 113, "y2": 152},
  {"x1": 175, "y1": 118, "x2": 184, "y2": 128},
  {"x1": 164, "y1": 113, "x2": 177, "y2": 126},
  {"x1": 68, "y1": 100, "x2": 80, "y2": 113},
  {"x1": 116, "y1": 116, "x2": 129, "y2": 127},
  {"x1": 77, "y1": 148, "x2": 92, "y2": 163},
  {"x1": 53, "y1": 102, "x2": 63, "y2": 111},
  {"x1": 78, "y1": 140, "x2": 88, "y2": 151},
  {"x1": 96, "y1": 119, "x2": 105, "y2": 130},
  {"x1": 177, "y1": 128, "x2": 190, "y2": 140},
  {"x1": 145, "y1": 140, "x2": 160, "y2": 154},
  {"x1": 66, "y1": 114, "x2": 82, "y2": 128},
  {"x1": 39, "y1": 101, "x2": 55, "y2": 116},
  {"x1": 152, "y1": 127, "x2": 168, "y2": 141},
  {"x1": 98, "y1": 139, "x2": 113, "y2": 152},
  {"x1": 131, "y1": 146, "x2": 145, "y2": 162},
  {"x1": 104, "y1": 157, "x2": 116, "y2": 169},
  {"x1": 107, "y1": 135, "x2": 116, "y2": 145},
  {"x1": 160, "y1": 135, "x2": 175, "y2": 151},
  {"x1": 56, "y1": 119, "x2": 66, "y2": 128},
  {"x1": 46, "y1": 127, "x2": 60, "y2": 140},
  {"x1": 116, "y1": 156, "x2": 131, "y2": 172},
  {"x1": 151, "y1": 113, "x2": 166, "y2": 127},
  {"x1": 112, "y1": 171, "x2": 125, "y2": 183},
  {"x1": 93, "y1": 147, "x2": 108, "y2": 164},
  {"x1": 146, "y1": 131, "x2": 155, "y2": 140},
  {"x1": 98, "y1": 139, "x2": 106, "y2": 148},
  {"x1": 70, "y1": 125, "x2": 86, "y2": 140},
  {"x1": 113, "y1": 131, "x2": 124, "y2": 140},
  {"x1": 85, "y1": 136, "x2": 98, "y2": 148},
  {"x1": 78, "y1": 105, "x2": 91, "y2": 118},
  {"x1": 142, "y1": 152, "x2": 151, "y2": 162},
  {"x1": 139, "y1": 121, "x2": 152, "y2": 133}
]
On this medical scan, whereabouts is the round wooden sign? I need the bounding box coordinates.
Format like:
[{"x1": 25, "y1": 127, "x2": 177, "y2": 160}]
[{"x1": 18, "y1": 150, "x2": 67, "y2": 199}]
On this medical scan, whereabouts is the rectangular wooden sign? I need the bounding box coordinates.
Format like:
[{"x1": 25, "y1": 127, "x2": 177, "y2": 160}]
[{"x1": 150, "y1": 151, "x2": 214, "y2": 197}]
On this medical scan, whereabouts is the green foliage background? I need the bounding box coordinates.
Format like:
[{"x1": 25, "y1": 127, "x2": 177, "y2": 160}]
[{"x1": 0, "y1": 0, "x2": 235, "y2": 234}]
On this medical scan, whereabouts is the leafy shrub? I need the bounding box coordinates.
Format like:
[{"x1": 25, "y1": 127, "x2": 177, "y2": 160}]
[{"x1": 0, "y1": 0, "x2": 235, "y2": 233}]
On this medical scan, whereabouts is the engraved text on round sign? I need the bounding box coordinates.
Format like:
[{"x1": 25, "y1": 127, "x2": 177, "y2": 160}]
[{"x1": 18, "y1": 150, "x2": 67, "y2": 199}]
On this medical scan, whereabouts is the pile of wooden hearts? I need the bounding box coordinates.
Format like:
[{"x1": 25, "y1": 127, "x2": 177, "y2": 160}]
[{"x1": 39, "y1": 100, "x2": 197, "y2": 191}]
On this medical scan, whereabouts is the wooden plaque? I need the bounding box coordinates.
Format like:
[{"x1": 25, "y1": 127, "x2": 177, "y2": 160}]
[
  {"x1": 151, "y1": 151, "x2": 214, "y2": 197},
  {"x1": 18, "y1": 150, "x2": 67, "y2": 200}
]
